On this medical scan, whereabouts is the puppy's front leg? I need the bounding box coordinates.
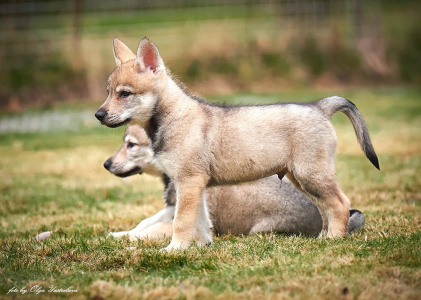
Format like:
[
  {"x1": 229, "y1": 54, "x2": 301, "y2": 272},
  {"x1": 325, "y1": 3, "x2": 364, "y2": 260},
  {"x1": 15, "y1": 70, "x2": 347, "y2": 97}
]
[
  {"x1": 163, "y1": 176, "x2": 212, "y2": 251},
  {"x1": 108, "y1": 206, "x2": 175, "y2": 239},
  {"x1": 194, "y1": 189, "x2": 213, "y2": 245},
  {"x1": 131, "y1": 206, "x2": 175, "y2": 233}
]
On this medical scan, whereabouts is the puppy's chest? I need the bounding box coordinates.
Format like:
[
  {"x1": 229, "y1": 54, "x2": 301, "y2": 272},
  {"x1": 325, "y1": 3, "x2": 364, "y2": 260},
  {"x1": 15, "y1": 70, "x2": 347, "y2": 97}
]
[{"x1": 153, "y1": 151, "x2": 178, "y2": 179}]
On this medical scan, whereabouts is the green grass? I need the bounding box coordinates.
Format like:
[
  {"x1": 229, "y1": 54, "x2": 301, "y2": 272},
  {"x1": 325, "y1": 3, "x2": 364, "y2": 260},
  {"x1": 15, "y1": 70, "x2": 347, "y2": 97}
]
[{"x1": 1, "y1": 87, "x2": 421, "y2": 299}]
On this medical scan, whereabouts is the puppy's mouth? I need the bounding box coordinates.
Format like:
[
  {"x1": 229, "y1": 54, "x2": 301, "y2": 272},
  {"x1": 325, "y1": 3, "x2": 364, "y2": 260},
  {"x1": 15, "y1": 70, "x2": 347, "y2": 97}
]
[
  {"x1": 115, "y1": 166, "x2": 143, "y2": 178},
  {"x1": 102, "y1": 118, "x2": 132, "y2": 128}
]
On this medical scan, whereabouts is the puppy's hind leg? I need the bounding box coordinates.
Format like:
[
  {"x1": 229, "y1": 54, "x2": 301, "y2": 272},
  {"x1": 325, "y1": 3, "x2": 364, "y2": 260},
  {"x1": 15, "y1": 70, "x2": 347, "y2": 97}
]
[
  {"x1": 286, "y1": 172, "x2": 329, "y2": 235},
  {"x1": 290, "y1": 171, "x2": 350, "y2": 238},
  {"x1": 315, "y1": 188, "x2": 350, "y2": 238}
]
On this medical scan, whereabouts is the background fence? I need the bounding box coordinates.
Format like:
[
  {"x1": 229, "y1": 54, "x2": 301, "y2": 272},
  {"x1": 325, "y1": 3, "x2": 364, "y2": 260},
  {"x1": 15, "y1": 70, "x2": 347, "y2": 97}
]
[{"x1": 1, "y1": 0, "x2": 420, "y2": 110}]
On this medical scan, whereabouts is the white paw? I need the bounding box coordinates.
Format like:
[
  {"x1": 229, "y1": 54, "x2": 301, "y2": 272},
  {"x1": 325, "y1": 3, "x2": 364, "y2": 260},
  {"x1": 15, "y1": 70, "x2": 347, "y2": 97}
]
[
  {"x1": 160, "y1": 241, "x2": 186, "y2": 252},
  {"x1": 194, "y1": 231, "x2": 213, "y2": 247},
  {"x1": 108, "y1": 231, "x2": 129, "y2": 238}
]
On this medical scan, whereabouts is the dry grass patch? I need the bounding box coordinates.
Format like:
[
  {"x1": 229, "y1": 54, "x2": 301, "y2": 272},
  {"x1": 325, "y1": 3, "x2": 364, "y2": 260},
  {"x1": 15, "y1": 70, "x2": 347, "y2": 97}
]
[{"x1": 0, "y1": 88, "x2": 420, "y2": 299}]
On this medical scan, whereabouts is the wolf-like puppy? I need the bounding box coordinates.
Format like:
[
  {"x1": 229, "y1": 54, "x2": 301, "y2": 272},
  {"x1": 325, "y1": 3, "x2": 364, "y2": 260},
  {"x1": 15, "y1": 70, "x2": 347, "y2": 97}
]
[
  {"x1": 95, "y1": 37, "x2": 379, "y2": 251},
  {"x1": 105, "y1": 125, "x2": 365, "y2": 240}
]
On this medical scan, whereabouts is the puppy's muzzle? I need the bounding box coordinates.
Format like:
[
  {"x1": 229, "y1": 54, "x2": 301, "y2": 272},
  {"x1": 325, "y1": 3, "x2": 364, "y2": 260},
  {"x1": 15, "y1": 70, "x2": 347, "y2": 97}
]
[
  {"x1": 103, "y1": 158, "x2": 112, "y2": 170},
  {"x1": 95, "y1": 109, "x2": 107, "y2": 122}
]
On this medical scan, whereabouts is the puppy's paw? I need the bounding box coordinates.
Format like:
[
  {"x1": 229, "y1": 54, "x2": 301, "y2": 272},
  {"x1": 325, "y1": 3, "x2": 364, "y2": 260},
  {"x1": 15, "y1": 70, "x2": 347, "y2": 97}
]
[
  {"x1": 108, "y1": 231, "x2": 129, "y2": 238},
  {"x1": 324, "y1": 229, "x2": 346, "y2": 239},
  {"x1": 194, "y1": 232, "x2": 213, "y2": 247},
  {"x1": 196, "y1": 240, "x2": 213, "y2": 247},
  {"x1": 194, "y1": 224, "x2": 213, "y2": 246},
  {"x1": 318, "y1": 229, "x2": 328, "y2": 239},
  {"x1": 160, "y1": 241, "x2": 187, "y2": 252}
]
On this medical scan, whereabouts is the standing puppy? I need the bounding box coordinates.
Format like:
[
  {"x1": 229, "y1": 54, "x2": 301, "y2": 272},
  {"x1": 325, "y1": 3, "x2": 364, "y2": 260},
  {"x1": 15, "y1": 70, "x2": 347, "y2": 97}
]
[{"x1": 95, "y1": 37, "x2": 379, "y2": 251}]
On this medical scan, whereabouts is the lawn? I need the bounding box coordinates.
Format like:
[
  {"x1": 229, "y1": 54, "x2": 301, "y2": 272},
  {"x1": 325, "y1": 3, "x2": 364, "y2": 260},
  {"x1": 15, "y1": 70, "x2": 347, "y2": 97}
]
[{"x1": 0, "y1": 87, "x2": 420, "y2": 299}]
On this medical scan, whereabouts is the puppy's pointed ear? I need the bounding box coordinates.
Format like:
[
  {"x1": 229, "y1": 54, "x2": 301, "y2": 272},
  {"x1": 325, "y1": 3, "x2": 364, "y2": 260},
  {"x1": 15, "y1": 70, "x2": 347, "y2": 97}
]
[
  {"x1": 136, "y1": 37, "x2": 165, "y2": 73},
  {"x1": 113, "y1": 38, "x2": 136, "y2": 67}
]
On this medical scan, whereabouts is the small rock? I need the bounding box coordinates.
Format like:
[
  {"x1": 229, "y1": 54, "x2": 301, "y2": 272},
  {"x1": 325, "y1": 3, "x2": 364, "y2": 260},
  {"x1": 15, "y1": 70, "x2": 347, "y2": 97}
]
[{"x1": 35, "y1": 231, "x2": 53, "y2": 241}]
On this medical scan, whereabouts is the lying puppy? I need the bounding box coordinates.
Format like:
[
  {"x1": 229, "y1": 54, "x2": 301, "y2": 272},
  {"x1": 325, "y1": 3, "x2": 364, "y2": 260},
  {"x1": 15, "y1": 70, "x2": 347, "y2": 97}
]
[{"x1": 105, "y1": 125, "x2": 365, "y2": 240}]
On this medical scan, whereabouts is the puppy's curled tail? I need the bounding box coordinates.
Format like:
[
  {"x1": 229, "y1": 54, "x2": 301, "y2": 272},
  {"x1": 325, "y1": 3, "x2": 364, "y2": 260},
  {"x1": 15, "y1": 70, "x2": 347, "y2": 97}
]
[{"x1": 316, "y1": 96, "x2": 380, "y2": 170}]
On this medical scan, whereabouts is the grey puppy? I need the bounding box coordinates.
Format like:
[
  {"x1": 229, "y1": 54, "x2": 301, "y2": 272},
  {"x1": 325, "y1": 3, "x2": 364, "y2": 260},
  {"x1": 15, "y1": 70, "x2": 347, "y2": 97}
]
[{"x1": 105, "y1": 125, "x2": 365, "y2": 240}]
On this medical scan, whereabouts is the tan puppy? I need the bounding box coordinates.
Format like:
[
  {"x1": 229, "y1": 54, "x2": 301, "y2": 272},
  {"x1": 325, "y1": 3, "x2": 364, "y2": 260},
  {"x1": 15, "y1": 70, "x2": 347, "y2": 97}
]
[
  {"x1": 95, "y1": 37, "x2": 379, "y2": 250},
  {"x1": 105, "y1": 125, "x2": 365, "y2": 240}
]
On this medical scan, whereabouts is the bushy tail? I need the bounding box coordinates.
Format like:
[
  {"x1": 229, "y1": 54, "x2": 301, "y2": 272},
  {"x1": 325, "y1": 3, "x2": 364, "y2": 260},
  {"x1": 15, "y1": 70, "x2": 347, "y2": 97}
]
[{"x1": 317, "y1": 96, "x2": 380, "y2": 170}]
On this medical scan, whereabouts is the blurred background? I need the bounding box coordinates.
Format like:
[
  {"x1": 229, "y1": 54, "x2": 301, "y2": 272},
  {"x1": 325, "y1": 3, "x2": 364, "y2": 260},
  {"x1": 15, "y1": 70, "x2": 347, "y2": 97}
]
[
  {"x1": 1, "y1": 4, "x2": 420, "y2": 294},
  {"x1": 0, "y1": 0, "x2": 420, "y2": 113}
]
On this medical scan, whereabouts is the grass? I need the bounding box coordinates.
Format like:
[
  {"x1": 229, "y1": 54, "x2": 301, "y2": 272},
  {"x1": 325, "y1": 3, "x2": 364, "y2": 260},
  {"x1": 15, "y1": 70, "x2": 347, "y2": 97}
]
[{"x1": 0, "y1": 87, "x2": 420, "y2": 299}]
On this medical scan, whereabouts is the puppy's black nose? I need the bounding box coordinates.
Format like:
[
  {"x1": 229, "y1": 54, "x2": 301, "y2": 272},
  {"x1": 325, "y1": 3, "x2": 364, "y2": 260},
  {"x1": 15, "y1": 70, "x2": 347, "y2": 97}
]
[
  {"x1": 95, "y1": 109, "x2": 107, "y2": 121},
  {"x1": 103, "y1": 159, "x2": 112, "y2": 170}
]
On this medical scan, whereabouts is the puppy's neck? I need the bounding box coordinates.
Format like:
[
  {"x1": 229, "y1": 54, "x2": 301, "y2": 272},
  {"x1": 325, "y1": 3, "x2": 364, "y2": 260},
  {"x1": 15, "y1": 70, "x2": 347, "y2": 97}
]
[{"x1": 143, "y1": 75, "x2": 195, "y2": 151}]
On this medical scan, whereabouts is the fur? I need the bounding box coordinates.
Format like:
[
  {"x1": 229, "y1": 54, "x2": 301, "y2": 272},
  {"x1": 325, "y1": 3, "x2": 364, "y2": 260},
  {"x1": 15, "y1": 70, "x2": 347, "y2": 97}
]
[
  {"x1": 96, "y1": 37, "x2": 378, "y2": 250},
  {"x1": 106, "y1": 125, "x2": 365, "y2": 239}
]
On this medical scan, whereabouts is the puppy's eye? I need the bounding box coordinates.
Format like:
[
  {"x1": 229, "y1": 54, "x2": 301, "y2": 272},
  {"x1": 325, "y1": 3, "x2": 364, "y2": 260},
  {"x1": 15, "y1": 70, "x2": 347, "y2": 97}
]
[
  {"x1": 127, "y1": 142, "x2": 136, "y2": 149},
  {"x1": 120, "y1": 91, "x2": 132, "y2": 98}
]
